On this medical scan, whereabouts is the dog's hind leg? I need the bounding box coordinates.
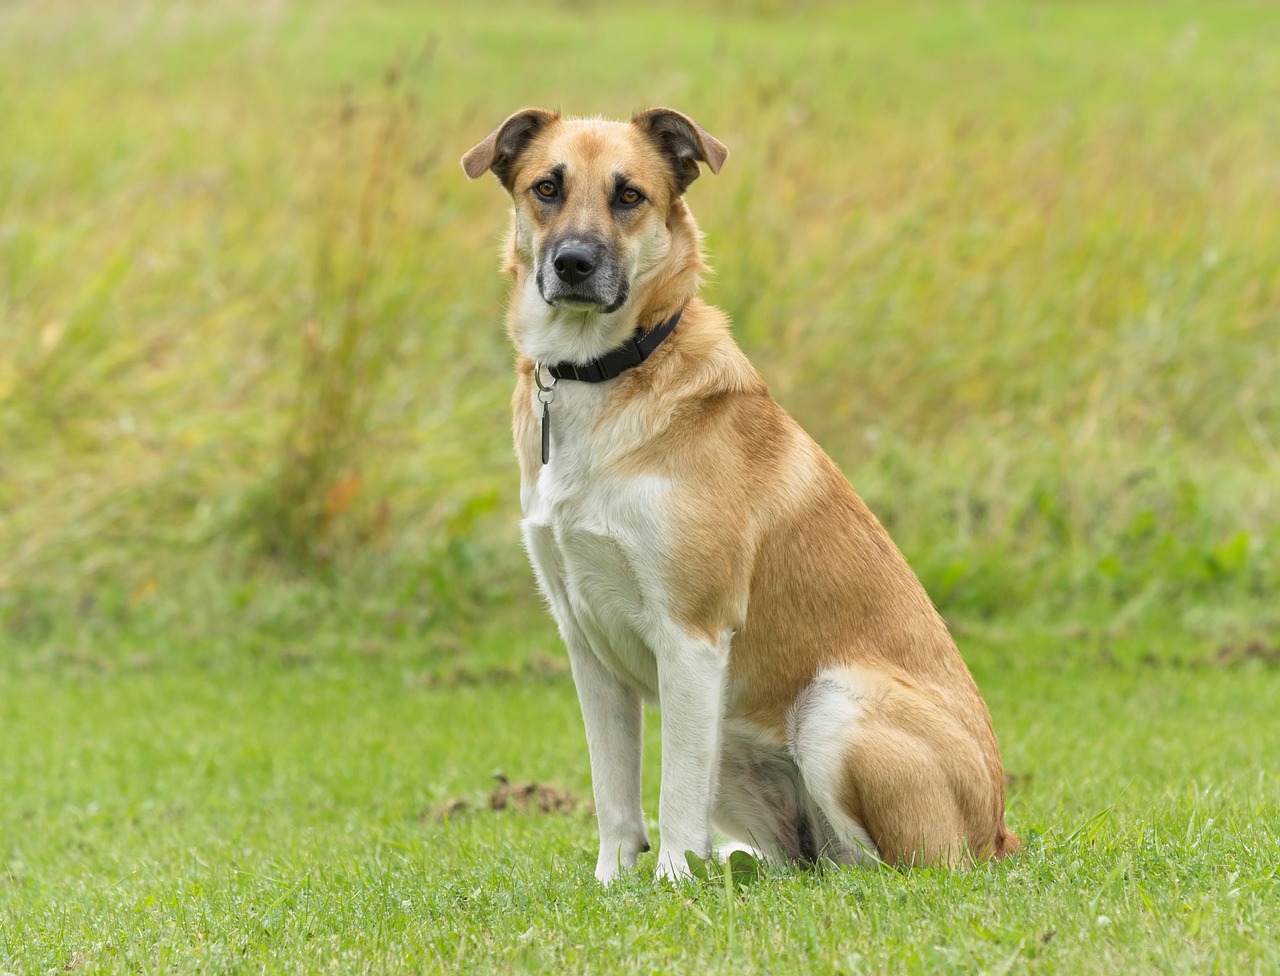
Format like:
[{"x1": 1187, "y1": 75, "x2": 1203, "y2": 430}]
[
  {"x1": 786, "y1": 679, "x2": 884, "y2": 867},
  {"x1": 788, "y1": 667, "x2": 998, "y2": 868}
]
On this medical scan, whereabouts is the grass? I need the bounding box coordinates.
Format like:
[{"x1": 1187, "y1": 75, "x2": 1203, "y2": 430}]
[
  {"x1": 2, "y1": 626, "x2": 1278, "y2": 973},
  {"x1": 2, "y1": 0, "x2": 1278, "y2": 621},
  {"x1": 1, "y1": 0, "x2": 1279, "y2": 972}
]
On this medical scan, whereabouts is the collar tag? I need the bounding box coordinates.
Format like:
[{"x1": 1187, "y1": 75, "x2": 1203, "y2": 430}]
[
  {"x1": 533, "y1": 363, "x2": 557, "y2": 466},
  {"x1": 532, "y1": 309, "x2": 682, "y2": 465}
]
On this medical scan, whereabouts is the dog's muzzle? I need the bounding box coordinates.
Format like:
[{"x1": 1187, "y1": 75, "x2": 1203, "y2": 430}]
[{"x1": 538, "y1": 238, "x2": 628, "y2": 313}]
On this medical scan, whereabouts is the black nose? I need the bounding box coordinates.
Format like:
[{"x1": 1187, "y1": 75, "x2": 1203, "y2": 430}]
[{"x1": 553, "y1": 244, "x2": 597, "y2": 286}]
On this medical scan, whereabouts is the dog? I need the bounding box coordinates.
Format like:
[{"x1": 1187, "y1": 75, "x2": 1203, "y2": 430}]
[{"x1": 462, "y1": 107, "x2": 1019, "y2": 883}]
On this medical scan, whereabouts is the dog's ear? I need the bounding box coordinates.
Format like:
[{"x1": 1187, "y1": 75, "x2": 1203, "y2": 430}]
[
  {"x1": 461, "y1": 108, "x2": 560, "y2": 190},
  {"x1": 632, "y1": 108, "x2": 728, "y2": 193}
]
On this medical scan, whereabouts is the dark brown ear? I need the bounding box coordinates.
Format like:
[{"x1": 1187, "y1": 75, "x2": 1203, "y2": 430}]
[
  {"x1": 632, "y1": 108, "x2": 728, "y2": 193},
  {"x1": 461, "y1": 108, "x2": 560, "y2": 190}
]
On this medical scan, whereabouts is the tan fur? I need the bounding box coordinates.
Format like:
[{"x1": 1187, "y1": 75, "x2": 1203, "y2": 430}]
[{"x1": 467, "y1": 108, "x2": 1018, "y2": 870}]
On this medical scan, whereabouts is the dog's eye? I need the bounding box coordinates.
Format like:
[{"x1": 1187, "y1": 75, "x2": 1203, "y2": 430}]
[
  {"x1": 534, "y1": 180, "x2": 558, "y2": 200},
  {"x1": 618, "y1": 187, "x2": 643, "y2": 207}
]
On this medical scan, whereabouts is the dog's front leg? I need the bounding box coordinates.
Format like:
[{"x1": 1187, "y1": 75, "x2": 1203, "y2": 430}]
[
  {"x1": 565, "y1": 641, "x2": 649, "y2": 884},
  {"x1": 653, "y1": 630, "x2": 730, "y2": 883}
]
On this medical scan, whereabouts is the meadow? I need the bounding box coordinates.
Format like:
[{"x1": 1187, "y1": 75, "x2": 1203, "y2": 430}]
[{"x1": 1, "y1": 1, "x2": 1278, "y2": 972}]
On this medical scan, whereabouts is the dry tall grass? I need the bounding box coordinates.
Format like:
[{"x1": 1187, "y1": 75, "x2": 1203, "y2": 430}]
[{"x1": 1, "y1": 1, "x2": 1276, "y2": 635}]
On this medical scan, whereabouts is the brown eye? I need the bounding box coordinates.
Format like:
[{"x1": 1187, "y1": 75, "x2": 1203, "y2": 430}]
[
  {"x1": 619, "y1": 187, "x2": 642, "y2": 206},
  {"x1": 534, "y1": 180, "x2": 558, "y2": 199}
]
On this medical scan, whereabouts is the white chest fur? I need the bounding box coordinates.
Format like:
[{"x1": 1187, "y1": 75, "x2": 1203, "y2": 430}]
[{"x1": 519, "y1": 380, "x2": 673, "y2": 698}]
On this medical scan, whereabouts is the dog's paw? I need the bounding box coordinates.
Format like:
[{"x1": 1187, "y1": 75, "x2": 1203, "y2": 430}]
[
  {"x1": 595, "y1": 858, "x2": 629, "y2": 886},
  {"x1": 594, "y1": 836, "x2": 649, "y2": 885},
  {"x1": 653, "y1": 847, "x2": 697, "y2": 884}
]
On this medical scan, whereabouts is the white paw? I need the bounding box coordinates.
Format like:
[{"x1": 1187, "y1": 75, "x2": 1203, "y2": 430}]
[
  {"x1": 654, "y1": 847, "x2": 697, "y2": 884},
  {"x1": 595, "y1": 859, "x2": 624, "y2": 886},
  {"x1": 594, "y1": 837, "x2": 648, "y2": 885}
]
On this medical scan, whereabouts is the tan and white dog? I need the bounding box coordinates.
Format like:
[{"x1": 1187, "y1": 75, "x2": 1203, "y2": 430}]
[{"x1": 462, "y1": 107, "x2": 1019, "y2": 883}]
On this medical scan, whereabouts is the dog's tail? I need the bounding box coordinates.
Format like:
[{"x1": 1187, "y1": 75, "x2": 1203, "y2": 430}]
[{"x1": 993, "y1": 824, "x2": 1022, "y2": 858}]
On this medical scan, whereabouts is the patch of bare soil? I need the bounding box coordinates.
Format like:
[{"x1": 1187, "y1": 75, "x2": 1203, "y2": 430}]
[
  {"x1": 429, "y1": 773, "x2": 592, "y2": 823},
  {"x1": 1213, "y1": 641, "x2": 1280, "y2": 667}
]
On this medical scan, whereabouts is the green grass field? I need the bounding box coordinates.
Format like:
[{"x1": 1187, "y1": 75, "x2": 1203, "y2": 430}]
[{"x1": 2, "y1": 1, "x2": 1278, "y2": 972}]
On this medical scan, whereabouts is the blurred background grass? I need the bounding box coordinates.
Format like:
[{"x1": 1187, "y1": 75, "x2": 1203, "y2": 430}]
[{"x1": 1, "y1": 0, "x2": 1277, "y2": 663}]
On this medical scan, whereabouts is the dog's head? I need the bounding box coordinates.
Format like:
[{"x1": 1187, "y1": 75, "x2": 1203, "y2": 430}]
[{"x1": 462, "y1": 108, "x2": 727, "y2": 328}]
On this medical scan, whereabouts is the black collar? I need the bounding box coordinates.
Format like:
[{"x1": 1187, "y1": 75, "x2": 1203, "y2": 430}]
[{"x1": 543, "y1": 309, "x2": 682, "y2": 383}]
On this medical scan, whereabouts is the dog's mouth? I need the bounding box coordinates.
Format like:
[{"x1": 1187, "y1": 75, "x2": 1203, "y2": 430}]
[
  {"x1": 536, "y1": 270, "x2": 629, "y2": 316},
  {"x1": 549, "y1": 293, "x2": 602, "y2": 309},
  {"x1": 547, "y1": 286, "x2": 630, "y2": 315}
]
